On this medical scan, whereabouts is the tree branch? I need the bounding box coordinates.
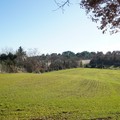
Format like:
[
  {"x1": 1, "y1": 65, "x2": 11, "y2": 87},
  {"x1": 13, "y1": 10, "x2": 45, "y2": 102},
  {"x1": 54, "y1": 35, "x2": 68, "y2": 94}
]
[{"x1": 54, "y1": 0, "x2": 70, "y2": 12}]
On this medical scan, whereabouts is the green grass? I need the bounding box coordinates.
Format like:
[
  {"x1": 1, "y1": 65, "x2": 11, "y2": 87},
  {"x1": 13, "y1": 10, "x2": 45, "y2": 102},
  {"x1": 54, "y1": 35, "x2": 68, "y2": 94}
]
[{"x1": 0, "y1": 68, "x2": 120, "y2": 120}]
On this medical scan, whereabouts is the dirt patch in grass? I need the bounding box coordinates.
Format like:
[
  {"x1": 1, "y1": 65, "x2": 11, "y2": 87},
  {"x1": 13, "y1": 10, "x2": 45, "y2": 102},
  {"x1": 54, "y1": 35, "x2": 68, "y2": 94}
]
[
  {"x1": 16, "y1": 108, "x2": 24, "y2": 111},
  {"x1": 91, "y1": 116, "x2": 112, "y2": 120},
  {"x1": 31, "y1": 116, "x2": 112, "y2": 120},
  {"x1": 30, "y1": 111, "x2": 74, "y2": 120}
]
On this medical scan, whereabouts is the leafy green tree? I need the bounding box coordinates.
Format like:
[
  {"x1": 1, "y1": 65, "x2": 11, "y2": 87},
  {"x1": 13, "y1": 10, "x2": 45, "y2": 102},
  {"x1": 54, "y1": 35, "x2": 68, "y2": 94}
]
[
  {"x1": 16, "y1": 46, "x2": 27, "y2": 67},
  {"x1": 0, "y1": 53, "x2": 17, "y2": 72},
  {"x1": 62, "y1": 51, "x2": 78, "y2": 69},
  {"x1": 62, "y1": 51, "x2": 76, "y2": 59}
]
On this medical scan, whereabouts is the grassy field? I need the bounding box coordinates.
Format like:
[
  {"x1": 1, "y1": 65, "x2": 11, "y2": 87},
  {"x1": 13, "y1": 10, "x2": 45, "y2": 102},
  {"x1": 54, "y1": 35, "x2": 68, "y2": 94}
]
[{"x1": 0, "y1": 68, "x2": 120, "y2": 120}]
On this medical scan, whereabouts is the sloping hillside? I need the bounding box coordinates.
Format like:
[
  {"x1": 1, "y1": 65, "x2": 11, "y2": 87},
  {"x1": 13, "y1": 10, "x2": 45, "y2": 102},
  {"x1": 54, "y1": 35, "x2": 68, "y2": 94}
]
[{"x1": 0, "y1": 68, "x2": 120, "y2": 120}]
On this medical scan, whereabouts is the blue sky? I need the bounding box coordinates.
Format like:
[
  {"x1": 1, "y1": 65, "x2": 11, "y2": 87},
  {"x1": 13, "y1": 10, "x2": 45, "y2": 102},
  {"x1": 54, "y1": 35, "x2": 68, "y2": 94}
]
[{"x1": 0, "y1": 0, "x2": 120, "y2": 54}]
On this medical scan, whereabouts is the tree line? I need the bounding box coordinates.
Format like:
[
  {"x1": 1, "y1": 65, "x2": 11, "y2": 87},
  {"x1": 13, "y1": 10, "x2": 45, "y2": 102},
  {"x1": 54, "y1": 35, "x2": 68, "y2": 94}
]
[
  {"x1": 0, "y1": 47, "x2": 120, "y2": 73},
  {"x1": 90, "y1": 51, "x2": 120, "y2": 68}
]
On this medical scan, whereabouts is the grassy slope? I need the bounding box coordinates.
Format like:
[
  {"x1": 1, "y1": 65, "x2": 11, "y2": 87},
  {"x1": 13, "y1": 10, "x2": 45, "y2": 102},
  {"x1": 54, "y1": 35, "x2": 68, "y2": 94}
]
[{"x1": 0, "y1": 68, "x2": 120, "y2": 120}]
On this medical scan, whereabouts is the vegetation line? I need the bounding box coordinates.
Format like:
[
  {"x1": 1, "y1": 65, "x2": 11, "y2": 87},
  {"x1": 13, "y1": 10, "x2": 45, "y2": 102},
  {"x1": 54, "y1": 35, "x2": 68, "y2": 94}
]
[{"x1": 0, "y1": 46, "x2": 120, "y2": 73}]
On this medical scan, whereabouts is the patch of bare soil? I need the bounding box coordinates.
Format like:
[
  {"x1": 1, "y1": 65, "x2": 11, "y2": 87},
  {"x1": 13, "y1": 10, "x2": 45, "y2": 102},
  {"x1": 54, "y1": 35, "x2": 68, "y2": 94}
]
[
  {"x1": 30, "y1": 111, "x2": 73, "y2": 120},
  {"x1": 91, "y1": 116, "x2": 112, "y2": 120}
]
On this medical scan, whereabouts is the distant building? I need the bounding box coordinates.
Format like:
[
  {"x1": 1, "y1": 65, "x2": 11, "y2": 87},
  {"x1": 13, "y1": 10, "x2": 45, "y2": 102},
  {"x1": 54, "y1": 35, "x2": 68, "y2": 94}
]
[
  {"x1": 81, "y1": 60, "x2": 91, "y2": 65},
  {"x1": 78, "y1": 59, "x2": 91, "y2": 67}
]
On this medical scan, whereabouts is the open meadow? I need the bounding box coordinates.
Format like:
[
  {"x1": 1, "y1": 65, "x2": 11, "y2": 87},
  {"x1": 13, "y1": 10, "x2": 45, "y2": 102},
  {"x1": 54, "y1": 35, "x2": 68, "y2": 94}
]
[{"x1": 0, "y1": 68, "x2": 120, "y2": 120}]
